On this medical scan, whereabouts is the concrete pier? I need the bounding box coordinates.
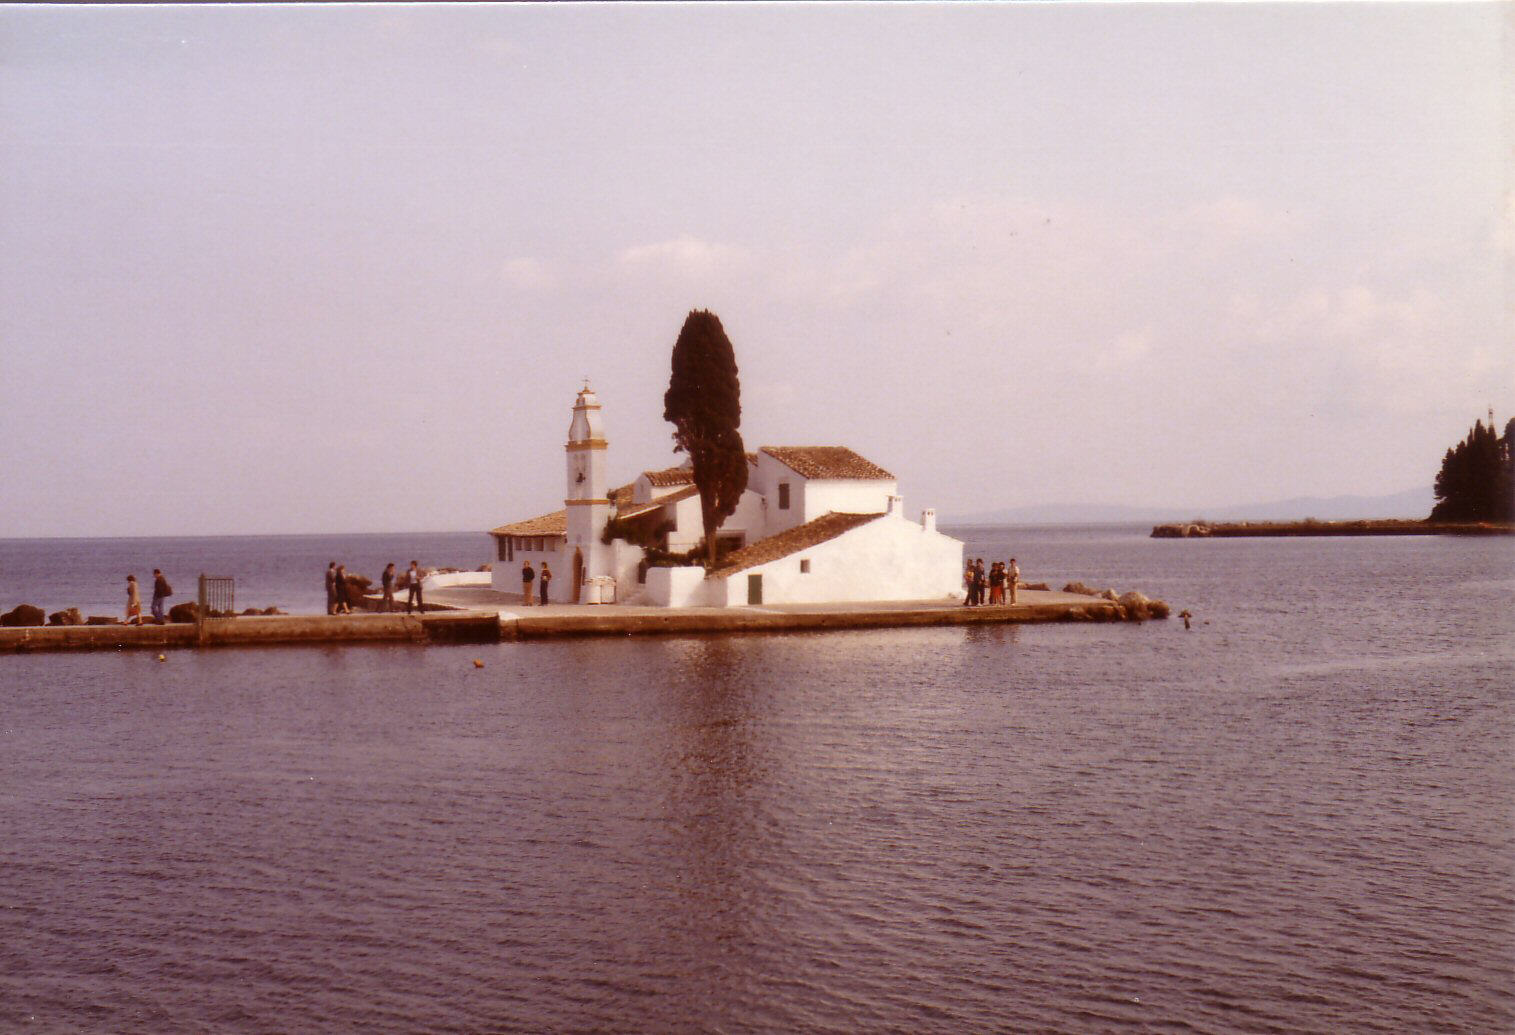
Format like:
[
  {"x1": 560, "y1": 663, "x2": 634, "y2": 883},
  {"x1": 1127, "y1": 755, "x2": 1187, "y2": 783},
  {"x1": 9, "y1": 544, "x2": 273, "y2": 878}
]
[{"x1": 0, "y1": 589, "x2": 1140, "y2": 654}]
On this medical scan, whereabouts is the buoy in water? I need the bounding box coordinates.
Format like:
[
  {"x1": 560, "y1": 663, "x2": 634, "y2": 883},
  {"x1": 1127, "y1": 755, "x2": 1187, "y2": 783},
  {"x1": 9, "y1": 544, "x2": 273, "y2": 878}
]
[
  {"x1": 157, "y1": 654, "x2": 167, "y2": 662},
  {"x1": 473, "y1": 659, "x2": 484, "y2": 669}
]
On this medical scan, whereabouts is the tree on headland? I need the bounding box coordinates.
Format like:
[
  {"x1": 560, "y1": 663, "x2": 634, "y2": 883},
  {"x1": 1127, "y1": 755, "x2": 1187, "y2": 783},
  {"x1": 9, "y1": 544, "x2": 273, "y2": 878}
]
[
  {"x1": 663, "y1": 309, "x2": 749, "y2": 567},
  {"x1": 1429, "y1": 414, "x2": 1514, "y2": 522}
]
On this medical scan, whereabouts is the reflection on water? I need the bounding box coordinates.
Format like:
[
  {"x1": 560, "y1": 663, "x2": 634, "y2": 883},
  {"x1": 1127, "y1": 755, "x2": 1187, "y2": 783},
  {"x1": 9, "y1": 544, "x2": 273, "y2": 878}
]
[{"x1": 1, "y1": 531, "x2": 1512, "y2": 1032}]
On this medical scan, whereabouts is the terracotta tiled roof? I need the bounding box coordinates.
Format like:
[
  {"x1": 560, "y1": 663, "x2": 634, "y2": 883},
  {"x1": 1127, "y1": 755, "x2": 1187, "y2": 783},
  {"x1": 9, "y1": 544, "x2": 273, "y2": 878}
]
[
  {"x1": 609, "y1": 482, "x2": 635, "y2": 507},
  {"x1": 491, "y1": 510, "x2": 567, "y2": 537},
  {"x1": 762, "y1": 446, "x2": 894, "y2": 481},
  {"x1": 616, "y1": 484, "x2": 699, "y2": 521},
  {"x1": 708, "y1": 512, "x2": 883, "y2": 578},
  {"x1": 642, "y1": 465, "x2": 694, "y2": 488}
]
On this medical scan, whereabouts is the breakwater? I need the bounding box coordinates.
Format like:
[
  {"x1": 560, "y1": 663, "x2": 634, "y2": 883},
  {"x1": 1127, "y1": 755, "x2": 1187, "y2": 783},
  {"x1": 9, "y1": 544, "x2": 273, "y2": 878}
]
[
  {"x1": 1151, "y1": 519, "x2": 1515, "y2": 538},
  {"x1": 0, "y1": 597, "x2": 1150, "y2": 654}
]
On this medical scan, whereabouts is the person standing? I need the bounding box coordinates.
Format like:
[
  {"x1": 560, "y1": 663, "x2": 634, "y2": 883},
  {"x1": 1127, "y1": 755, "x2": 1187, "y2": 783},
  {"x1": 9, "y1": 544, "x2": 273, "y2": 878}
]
[
  {"x1": 151, "y1": 569, "x2": 172, "y2": 622},
  {"x1": 989, "y1": 562, "x2": 1005, "y2": 605},
  {"x1": 1008, "y1": 557, "x2": 1020, "y2": 605},
  {"x1": 963, "y1": 562, "x2": 977, "y2": 606},
  {"x1": 325, "y1": 562, "x2": 338, "y2": 615},
  {"x1": 973, "y1": 559, "x2": 986, "y2": 607},
  {"x1": 539, "y1": 562, "x2": 552, "y2": 606},
  {"x1": 380, "y1": 563, "x2": 396, "y2": 613},
  {"x1": 333, "y1": 565, "x2": 351, "y2": 614},
  {"x1": 125, "y1": 574, "x2": 143, "y2": 625},
  {"x1": 406, "y1": 560, "x2": 423, "y2": 614},
  {"x1": 521, "y1": 560, "x2": 535, "y2": 606}
]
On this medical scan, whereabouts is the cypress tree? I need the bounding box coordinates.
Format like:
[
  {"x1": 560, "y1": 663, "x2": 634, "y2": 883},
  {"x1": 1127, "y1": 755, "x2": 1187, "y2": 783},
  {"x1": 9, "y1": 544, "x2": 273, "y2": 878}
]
[
  {"x1": 663, "y1": 309, "x2": 750, "y2": 567},
  {"x1": 1430, "y1": 416, "x2": 1515, "y2": 522}
]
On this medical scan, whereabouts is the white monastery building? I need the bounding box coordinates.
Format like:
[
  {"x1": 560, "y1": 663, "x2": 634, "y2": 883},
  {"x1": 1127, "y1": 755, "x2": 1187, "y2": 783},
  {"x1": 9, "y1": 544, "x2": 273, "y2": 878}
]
[{"x1": 490, "y1": 385, "x2": 964, "y2": 607}]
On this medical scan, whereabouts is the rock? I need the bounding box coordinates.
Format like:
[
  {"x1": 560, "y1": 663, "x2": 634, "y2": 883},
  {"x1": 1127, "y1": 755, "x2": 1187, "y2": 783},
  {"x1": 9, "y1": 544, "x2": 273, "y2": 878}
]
[
  {"x1": 168, "y1": 602, "x2": 199, "y2": 623},
  {"x1": 1148, "y1": 600, "x2": 1171, "y2": 619},
  {"x1": 1061, "y1": 581, "x2": 1098, "y2": 597},
  {"x1": 1024, "y1": 582, "x2": 1049, "y2": 591},
  {"x1": 1, "y1": 604, "x2": 45, "y2": 627},
  {"x1": 241, "y1": 608, "x2": 262, "y2": 616},
  {"x1": 47, "y1": 608, "x2": 84, "y2": 627},
  {"x1": 478, "y1": 563, "x2": 492, "y2": 573},
  {"x1": 1101, "y1": 589, "x2": 1119, "y2": 601},
  {"x1": 87, "y1": 615, "x2": 122, "y2": 625},
  {"x1": 262, "y1": 606, "x2": 285, "y2": 616}
]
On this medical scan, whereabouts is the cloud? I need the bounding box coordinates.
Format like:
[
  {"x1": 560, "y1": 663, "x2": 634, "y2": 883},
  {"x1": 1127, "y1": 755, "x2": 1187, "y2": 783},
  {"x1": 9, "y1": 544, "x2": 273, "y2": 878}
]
[
  {"x1": 1178, "y1": 196, "x2": 1303, "y2": 241},
  {"x1": 617, "y1": 235, "x2": 749, "y2": 277}
]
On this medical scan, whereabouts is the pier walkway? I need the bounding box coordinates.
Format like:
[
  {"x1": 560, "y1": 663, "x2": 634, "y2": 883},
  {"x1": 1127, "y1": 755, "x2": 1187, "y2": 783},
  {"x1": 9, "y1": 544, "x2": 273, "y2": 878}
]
[{"x1": 0, "y1": 588, "x2": 1131, "y2": 654}]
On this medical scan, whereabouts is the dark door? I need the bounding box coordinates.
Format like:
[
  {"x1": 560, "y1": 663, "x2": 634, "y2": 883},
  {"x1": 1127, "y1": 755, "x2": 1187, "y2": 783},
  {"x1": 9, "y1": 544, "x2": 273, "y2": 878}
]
[{"x1": 747, "y1": 573, "x2": 762, "y2": 605}]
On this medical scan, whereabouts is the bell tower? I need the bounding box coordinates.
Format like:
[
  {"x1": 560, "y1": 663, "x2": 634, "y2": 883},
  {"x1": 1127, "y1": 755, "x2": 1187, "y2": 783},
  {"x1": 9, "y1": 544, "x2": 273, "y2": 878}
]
[{"x1": 565, "y1": 382, "x2": 611, "y2": 589}]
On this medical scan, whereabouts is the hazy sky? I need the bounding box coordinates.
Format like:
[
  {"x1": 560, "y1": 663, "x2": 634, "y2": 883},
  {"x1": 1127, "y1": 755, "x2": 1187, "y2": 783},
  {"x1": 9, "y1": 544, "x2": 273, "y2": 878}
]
[{"x1": 2, "y1": 3, "x2": 1509, "y2": 536}]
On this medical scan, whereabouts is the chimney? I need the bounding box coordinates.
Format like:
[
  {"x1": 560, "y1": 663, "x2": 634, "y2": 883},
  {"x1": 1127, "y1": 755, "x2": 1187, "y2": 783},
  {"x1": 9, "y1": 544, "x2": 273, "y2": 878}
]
[
  {"x1": 886, "y1": 494, "x2": 903, "y2": 517},
  {"x1": 922, "y1": 508, "x2": 937, "y2": 532}
]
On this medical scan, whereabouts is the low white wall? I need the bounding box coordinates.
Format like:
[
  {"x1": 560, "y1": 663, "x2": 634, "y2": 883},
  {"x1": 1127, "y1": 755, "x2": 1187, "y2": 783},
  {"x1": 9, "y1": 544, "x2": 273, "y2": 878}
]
[
  {"x1": 643, "y1": 565, "x2": 714, "y2": 608},
  {"x1": 714, "y1": 513, "x2": 962, "y2": 606},
  {"x1": 423, "y1": 571, "x2": 492, "y2": 591}
]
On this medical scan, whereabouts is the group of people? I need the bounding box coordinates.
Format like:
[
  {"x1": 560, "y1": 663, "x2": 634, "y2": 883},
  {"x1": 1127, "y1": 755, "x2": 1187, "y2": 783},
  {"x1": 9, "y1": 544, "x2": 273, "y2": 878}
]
[
  {"x1": 328, "y1": 560, "x2": 425, "y2": 615},
  {"x1": 519, "y1": 560, "x2": 552, "y2": 606},
  {"x1": 963, "y1": 556, "x2": 1019, "y2": 607},
  {"x1": 124, "y1": 569, "x2": 173, "y2": 624}
]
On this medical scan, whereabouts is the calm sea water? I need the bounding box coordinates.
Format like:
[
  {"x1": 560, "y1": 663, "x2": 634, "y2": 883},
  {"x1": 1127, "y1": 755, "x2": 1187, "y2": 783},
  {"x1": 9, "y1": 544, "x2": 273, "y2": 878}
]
[{"x1": 2, "y1": 526, "x2": 1512, "y2": 1032}]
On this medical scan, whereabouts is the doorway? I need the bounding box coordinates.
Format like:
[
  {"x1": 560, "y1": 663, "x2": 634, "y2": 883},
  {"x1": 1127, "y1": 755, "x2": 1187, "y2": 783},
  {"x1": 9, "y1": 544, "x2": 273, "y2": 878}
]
[{"x1": 572, "y1": 548, "x2": 584, "y2": 604}]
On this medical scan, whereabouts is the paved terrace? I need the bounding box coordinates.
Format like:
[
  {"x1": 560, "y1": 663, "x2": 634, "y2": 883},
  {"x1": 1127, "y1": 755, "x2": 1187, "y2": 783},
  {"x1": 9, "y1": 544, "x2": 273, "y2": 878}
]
[{"x1": 0, "y1": 588, "x2": 1135, "y2": 654}]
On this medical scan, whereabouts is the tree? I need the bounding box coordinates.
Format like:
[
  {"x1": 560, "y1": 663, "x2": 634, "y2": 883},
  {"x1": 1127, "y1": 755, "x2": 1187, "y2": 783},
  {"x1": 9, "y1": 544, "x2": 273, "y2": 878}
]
[
  {"x1": 1430, "y1": 415, "x2": 1514, "y2": 522},
  {"x1": 663, "y1": 309, "x2": 749, "y2": 567}
]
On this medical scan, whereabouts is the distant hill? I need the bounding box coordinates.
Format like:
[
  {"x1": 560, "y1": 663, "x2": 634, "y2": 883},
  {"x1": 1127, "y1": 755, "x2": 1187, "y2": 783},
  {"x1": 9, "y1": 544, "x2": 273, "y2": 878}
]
[{"x1": 955, "y1": 486, "x2": 1435, "y2": 525}]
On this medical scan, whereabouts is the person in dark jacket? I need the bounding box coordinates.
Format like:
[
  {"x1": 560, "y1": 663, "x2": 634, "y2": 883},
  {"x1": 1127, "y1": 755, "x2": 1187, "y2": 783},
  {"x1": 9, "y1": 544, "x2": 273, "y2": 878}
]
[
  {"x1": 151, "y1": 569, "x2": 172, "y2": 622},
  {"x1": 539, "y1": 562, "x2": 552, "y2": 605},
  {"x1": 380, "y1": 563, "x2": 396, "y2": 613},
  {"x1": 325, "y1": 562, "x2": 338, "y2": 615},
  {"x1": 521, "y1": 561, "x2": 535, "y2": 606},
  {"x1": 334, "y1": 565, "x2": 351, "y2": 614}
]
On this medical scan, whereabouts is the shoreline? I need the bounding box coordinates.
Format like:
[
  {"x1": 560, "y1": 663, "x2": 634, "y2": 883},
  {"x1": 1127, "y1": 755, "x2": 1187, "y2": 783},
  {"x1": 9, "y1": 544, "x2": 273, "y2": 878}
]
[{"x1": 1151, "y1": 519, "x2": 1515, "y2": 539}]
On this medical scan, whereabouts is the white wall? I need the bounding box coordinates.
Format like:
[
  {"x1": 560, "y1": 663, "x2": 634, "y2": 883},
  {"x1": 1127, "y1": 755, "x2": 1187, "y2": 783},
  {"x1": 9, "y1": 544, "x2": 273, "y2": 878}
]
[
  {"x1": 710, "y1": 511, "x2": 962, "y2": 606},
  {"x1": 644, "y1": 565, "x2": 715, "y2": 607},
  {"x1": 800, "y1": 478, "x2": 897, "y2": 524},
  {"x1": 490, "y1": 538, "x2": 567, "y2": 598},
  {"x1": 423, "y1": 571, "x2": 492, "y2": 591}
]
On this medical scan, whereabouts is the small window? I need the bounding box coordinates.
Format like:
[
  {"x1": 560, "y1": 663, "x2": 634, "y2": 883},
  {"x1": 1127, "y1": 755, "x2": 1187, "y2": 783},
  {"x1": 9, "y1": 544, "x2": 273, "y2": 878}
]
[
  {"x1": 497, "y1": 537, "x2": 508, "y2": 562},
  {"x1": 778, "y1": 482, "x2": 790, "y2": 510},
  {"x1": 799, "y1": 558, "x2": 810, "y2": 574}
]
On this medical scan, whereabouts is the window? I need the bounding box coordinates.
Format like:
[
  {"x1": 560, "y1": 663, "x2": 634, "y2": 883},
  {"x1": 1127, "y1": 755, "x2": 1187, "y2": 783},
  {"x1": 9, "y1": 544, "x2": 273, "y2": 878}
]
[
  {"x1": 777, "y1": 482, "x2": 790, "y2": 510},
  {"x1": 497, "y1": 537, "x2": 509, "y2": 562},
  {"x1": 800, "y1": 559, "x2": 810, "y2": 574}
]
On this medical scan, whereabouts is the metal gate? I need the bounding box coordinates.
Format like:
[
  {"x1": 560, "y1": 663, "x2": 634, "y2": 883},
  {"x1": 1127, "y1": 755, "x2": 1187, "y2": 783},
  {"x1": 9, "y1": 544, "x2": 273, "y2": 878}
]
[{"x1": 199, "y1": 574, "x2": 235, "y2": 616}]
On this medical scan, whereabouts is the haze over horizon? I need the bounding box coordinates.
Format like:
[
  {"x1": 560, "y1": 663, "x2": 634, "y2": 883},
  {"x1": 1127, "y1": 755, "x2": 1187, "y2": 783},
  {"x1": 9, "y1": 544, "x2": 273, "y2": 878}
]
[{"x1": 3, "y1": 3, "x2": 1510, "y2": 538}]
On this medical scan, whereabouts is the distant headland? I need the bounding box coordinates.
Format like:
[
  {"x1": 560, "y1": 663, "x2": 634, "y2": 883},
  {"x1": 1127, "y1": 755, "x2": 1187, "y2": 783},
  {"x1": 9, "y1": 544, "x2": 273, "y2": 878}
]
[{"x1": 1151, "y1": 519, "x2": 1515, "y2": 539}]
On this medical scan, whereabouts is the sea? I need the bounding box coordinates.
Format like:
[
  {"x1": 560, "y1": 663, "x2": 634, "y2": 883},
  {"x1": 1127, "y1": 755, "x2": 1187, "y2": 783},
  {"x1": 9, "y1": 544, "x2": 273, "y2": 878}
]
[{"x1": 1, "y1": 525, "x2": 1511, "y2": 1033}]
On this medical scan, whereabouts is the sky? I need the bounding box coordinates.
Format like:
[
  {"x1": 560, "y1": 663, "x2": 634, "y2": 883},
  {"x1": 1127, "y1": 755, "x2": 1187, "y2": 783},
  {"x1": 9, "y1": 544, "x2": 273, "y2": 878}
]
[{"x1": 1, "y1": 2, "x2": 1510, "y2": 537}]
